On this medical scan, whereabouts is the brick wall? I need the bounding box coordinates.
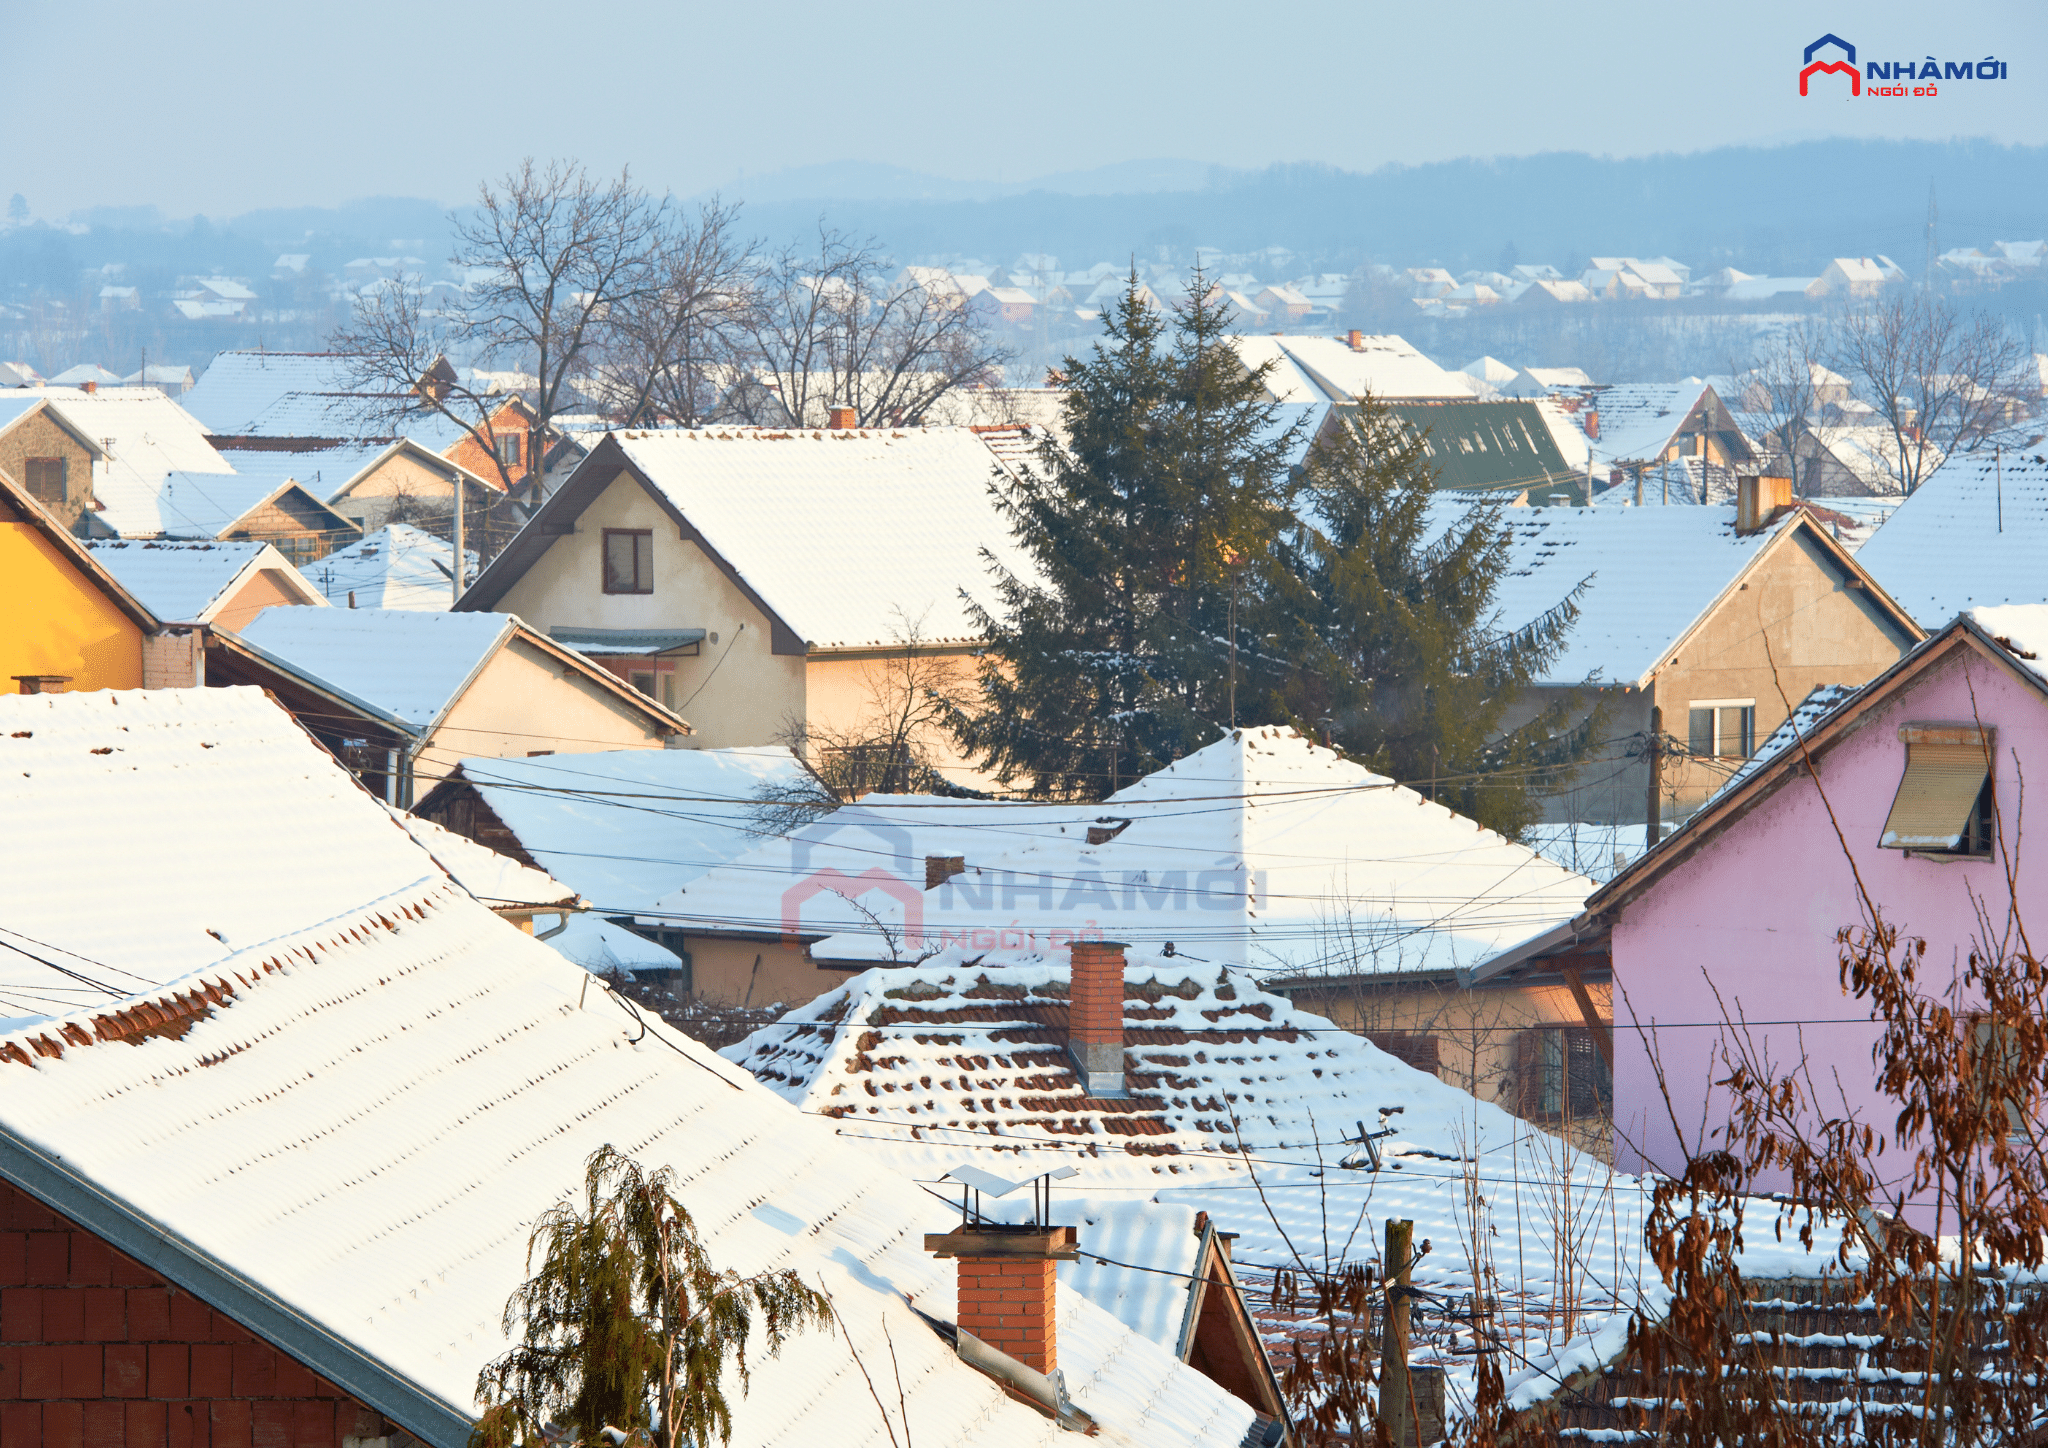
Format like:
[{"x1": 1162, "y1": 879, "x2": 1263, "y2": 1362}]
[
  {"x1": 1067, "y1": 941, "x2": 1125, "y2": 1050},
  {"x1": 956, "y1": 1256, "x2": 1057, "y2": 1374},
  {"x1": 0, "y1": 1182, "x2": 410, "y2": 1448}
]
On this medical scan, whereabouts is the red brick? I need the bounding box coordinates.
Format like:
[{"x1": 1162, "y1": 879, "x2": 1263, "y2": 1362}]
[
  {"x1": 82, "y1": 1401, "x2": 125, "y2": 1448},
  {"x1": 0, "y1": 1343, "x2": 17, "y2": 1400},
  {"x1": 25, "y1": 1233, "x2": 69, "y2": 1285},
  {"x1": 19, "y1": 1344, "x2": 63, "y2": 1398},
  {"x1": 148, "y1": 1345, "x2": 189, "y2": 1399},
  {"x1": 1, "y1": 1286, "x2": 41, "y2": 1340},
  {"x1": 189, "y1": 1346, "x2": 232, "y2": 1399},
  {"x1": 287, "y1": 1402, "x2": 331, "y2": 1448},
  {"x1": 231, "y1": 1343, "x2": 275, "y2": 1398},
  {"x1": 2, "y1": 1404, "x2": 43, "y2": 1446},
  {"x1": 126, "y1": 1401, "x2": 168, "y2": 1448},
  {"x1": 69, "y1": 1236, "x2": 113, "y2": 1288},
  {"x1": 127, "y1": 1290, "x2": 171, "y2": 1342},
  {"x1": 1, "y1": 1186, "x2": 62, "y2": 1231},
  {"x1": 165, "y1": 1294, "x2": 211, "y2": 1342},
  {"x1": 168, "y1": 1401, "x2": 205, "y2": 1448},
  {"x1": 0, "y1": 1233, "x2": 24, "y2": 1287},
  {"x1": 105, "y1": 1343, "x2": 147, "y2": 1397},
  {"x1": 44, "y1": 1289, "x2": 86, "y2": 1340},
  {"x1": 47, "y1": 1401, "x2": 84, "y2": 1448},
  {"x1": 60, "y1": 1342, "x2": 103, "y2": 1396},
  {"x1": 271, "y1": 1356, "x2": 315, "y2": 1400},
  {"x1": 209, "y1": 1317, "x2": 250, "y2": 1346},
  {"x1": 106, "y1": 1251, "x2": 157, "y2": 1290},
  {"x1": 210, "y1": 1402, "x2": 250, "y2": 1448},
  {"x1": 249, "y1": 1404, "x2": 289, "y2": 1448},
  {"x1": 85, "y1": 1289, "x2": 128, "y2": 1341}
]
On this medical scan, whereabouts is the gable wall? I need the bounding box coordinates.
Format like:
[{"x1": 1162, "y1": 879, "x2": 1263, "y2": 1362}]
[
  {"x1": 329, "y1": 453, "x2": 471, "y2": 533},
  {"x1": 224, "y1": 492, "x2": 351, "y2": 566},
  {"x1": 492, "y1": 471, "x2": 805, "y2": 747},
  {"x1": 0, "y1": 1180, "x2": 417, "y2": 1448},
  {"x1": 211, "y1": 570, "x2": 311, "y2": 632},
  {"x1": 420, "y1": 635, "x2": 670, "y2": 791},
  {"x1": 438, "y1": 404, "x2": 523, "y2": 490},
  {"x1": 0, "y1": 519, "x2": 144, "y2": 692},
  {"x1": 0, "y1": 413, "x2": 97, "y2": 532}
]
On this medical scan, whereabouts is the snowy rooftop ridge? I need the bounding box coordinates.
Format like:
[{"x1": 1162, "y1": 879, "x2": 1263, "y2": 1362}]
[
  {"x1": 237, "y1": 606, "x2": 514, "y2": 728},
  {"x1": 82, "y1": 538, "x2": 305, "y2": 623},
  {"x1": 1854, "y1": 448, "x2": 2048, "y2": 627}
]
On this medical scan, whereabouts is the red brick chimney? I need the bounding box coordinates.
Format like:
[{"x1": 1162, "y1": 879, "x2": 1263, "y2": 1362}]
[
  {"x1": 1583, "y1": 409, "x2": 1600, "y2": 440},
  {"x1": 926, "y1": 1224, "x2": 1079, "y2": 1374},
  {"x1": 80, "y1": 380, "x2": 97, "y2": 394},
  {"x1": 1068, "y1": 939, "x2": 1127, "y2": 1097},
  {"x1": 827, "y1": 405, "x2": 858, "y2": 429},
  {"x1": 1347, "y1": 330, "x2": 1363, "y2": 351}
]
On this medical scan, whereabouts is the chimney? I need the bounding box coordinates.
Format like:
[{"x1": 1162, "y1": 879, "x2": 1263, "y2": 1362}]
[
  {"x1": 1347, "y1": 329, "x2": 1364, "y2": 351},
  {"x1": 80, "y1": 380, "x2": 97, "y2": 394},
  {"x1": 926, "y1": 1223, "x2": 1078, "y2": 1376},
  {"x1": 826, "y1": 405, "x2": 858, "y2": 429},
  {"x1": 1583, "y1": 409, "x2": 1600, "y2": 440},
  {"x1": 1067, "y1": 939, "x2": 1127, "y2": 1098},
  {"x1": 1736, "y1": 471, "x2": 1794, "y2": 533},
  {"x1": 925, "y1": 854, "x2": 965, "y2": 889}
]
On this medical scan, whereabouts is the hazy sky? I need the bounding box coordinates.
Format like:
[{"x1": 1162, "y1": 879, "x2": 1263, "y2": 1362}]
[{"x1": 10, "y1": 0, "x2": 2046, "y2": 217}]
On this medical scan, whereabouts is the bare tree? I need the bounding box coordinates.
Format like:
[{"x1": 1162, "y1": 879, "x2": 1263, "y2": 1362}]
[
  {"x1": 1833, "y1": 292, "x2": 2030, "y2": 494},
  {"x1": 594, "y1": 198, "x2": 760, "y2": 427},
  {"x1": 733, "y1": 226, "x2": 1011, "y2": 428},
  {"x1": 1733, "y1": 320, "x2": 1827, "y2": 497}
]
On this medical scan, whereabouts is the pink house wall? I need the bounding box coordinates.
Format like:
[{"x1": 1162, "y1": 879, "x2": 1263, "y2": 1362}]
[{"x1": 1612, "y1": 643, "x2": 2045, "y2": 1208}]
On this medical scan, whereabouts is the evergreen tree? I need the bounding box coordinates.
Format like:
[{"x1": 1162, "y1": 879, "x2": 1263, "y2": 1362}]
[
  {"x1": 471, "y1": 1145, "x2": 831, "y2": 1448},
  {"x1": 1267, "y1": 397, "x2": 1594, "y2": 838},
  {"x1": 957, "y1": 267, "x2": 1302, "y2": 798}
]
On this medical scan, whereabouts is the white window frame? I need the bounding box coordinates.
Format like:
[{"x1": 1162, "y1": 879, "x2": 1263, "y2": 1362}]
[{"x1": 1688, "y1": 697, "x2": 1757, "y2": 759}]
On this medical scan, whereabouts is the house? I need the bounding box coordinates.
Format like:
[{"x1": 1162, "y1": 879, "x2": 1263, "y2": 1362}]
[
  {"x1": 1854, "y1": 449, "x2": 2048, "y2": 626},
  {"x1": 411, "y1": 745, "x2": 811, "y2": 981},
  {"x1": 970, "y1": 285, "x2": 1039, "y2": 325},
  {"x1": 236, "y1": 606, "x2": 692, "y2": 802},
  {"x1": 1515, "y1": 279, "x2": 1594, "y2": 306},
  {"x1": 84, "y1": 539, "x2": 325, "y2": 629},
  {"x1": 0, "y1": 362, "x2": 46, "y2": 388},
  {"x1": 1, "y1": 466, "x2": 157, "y2": 694},
  {"x1": 1467, "y1": 490, "x2": 1925, "y2": 829},
  {"x1": 1460, "y1": 356, "x2": 1521, "y2": 388},
  {"x1": 0, "y1": 393, "x2": 106, "y2": 531},
  {"x1": 452, "y1": 426, "x2": 1043, "y2": 786},
  {"x1": 1723, "y1": 276, "x2": 1823, "y2": 302},
  {"x1": 1231, "y1": 333, "x2": 1479, "y2": 405},
  {"x1": 0, "y1": 686, "x2": 1273, "y2": 1448},
  {"x1": 1785, "y1": 422, "x2": 1917, "y2": 496},
  {"x1": 123, "y1": 364, "x2": 194, "y2": 395},
  {"x1": 1510, "y1": 608, "x2": 2048, "y2": 1199},
  {"x1": 48, "y1": 364, "x2": 126, "y2": 388},
  {"x1": 210, "y1": 437, "x2": 498, "y2": 534},
  {"x1": 1252, "y1": 284, "x2": 1312, "y2": 321},
  {"x1": 305, "y1": 523, "x2": 472, "y2": 610},
  {"x1": 1371, "y1": 398, "x2": 1589, "y2": 504},
  {"x1": 1814, "y1": 256, "x2": 1891, "y2": 298},
  {"x1": 1581, "y1": 382, "x2": 1757, "y2": 492}
]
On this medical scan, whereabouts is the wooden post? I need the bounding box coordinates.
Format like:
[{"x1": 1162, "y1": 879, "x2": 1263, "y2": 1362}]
[
  {"x1": 1644, "y1": 705, "x2": 1662, "y2": 847},
  {"x1": 1380, "y1": 1218, "x2": 1415, "y2": 1448}
]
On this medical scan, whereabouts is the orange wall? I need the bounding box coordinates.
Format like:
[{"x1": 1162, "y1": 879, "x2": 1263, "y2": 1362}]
[{"x1": 0, "y1": 524, "x2": 145, "y2": 692}]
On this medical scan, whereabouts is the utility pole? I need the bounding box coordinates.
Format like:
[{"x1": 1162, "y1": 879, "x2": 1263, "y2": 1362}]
[
  {"x1": 452, "y1": 476, "x2": 465, "y2": 605},
  {"x1": 1645, "y1": 705, "x2": 1663, "y2": 847},
  {"x1": 1379, "y1": 1218, "x2": 1416, "y2": 1448}
]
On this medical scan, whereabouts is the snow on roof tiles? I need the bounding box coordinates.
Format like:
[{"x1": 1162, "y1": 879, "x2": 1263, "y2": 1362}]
[
  {"x1": 1256, "y1": 335, "x2": 1471, "y2": 402},
  {"x1": 1852, "y1": 450, "x2": 2048, "y2": 626},
  {"x1": 180, "y1": 352, "x2": 353, "y2": 432},
  {"x1": 18, "y1": 387, "x2": 239, "y2": 536},
  {"x1": 388, "y1": 806, "x2": 579, "y2": 911},
  {"x1": 1582, "y1": 382, "x2": 1710, "y2": 464},
  {"x1": 1712, "y1": 682, "x2": 1860, "y2": 800},
  {"x1": 451, "y1": 746, "x2": 812, "y2": 913},
  {"x1": 307, "y1": 524, "x2": 470, "y2": 611},
  {"x1": 1971, "y1": 604, "x2": 2048, "y2": 685},
  {"x1": 610, "y1": 427, "x2": 1039, "y2": 648},
  {"x1": 0, "y1": 688, "x2": 446, "y2": 1026},
  {"x1": 238, "y1": 606, "x2": 512, "y2": 728},
  {"x1": 81, "y1": 538, "x2": 282, "y2": 622},
  {"x1": 0, "y1": 878, "x2": 1261, "y2": 1448}
]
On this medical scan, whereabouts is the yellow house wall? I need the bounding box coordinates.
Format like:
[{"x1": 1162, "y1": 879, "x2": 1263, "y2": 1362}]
[
  {"x1": 1281, "y1": 975, "x2": 1616, "y2": 1161},
  {"x1": 680, "y1": 935, "x2": 834, "y2": 1009},
  {"x1": 415, "y1": 634, "x2": 672, "y2": 790},
  {"x1": 803, "y1": 647, "x2": 1002, "y2": 792},
  {"x1": 0, "y1": 523, "x2": 144, "y2": 692},
  {"x1": 492, "y1": 471, "x2": 806, "y2": 747}
]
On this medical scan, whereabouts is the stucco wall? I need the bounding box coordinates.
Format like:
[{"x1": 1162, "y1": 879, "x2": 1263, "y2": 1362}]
[
  {"x1": 680, "y1": 934, "x2": 833, "y2": 1009},
  {"x1": 329, "y1": 452, "x2": 478, "y2": 532},
  {"x1": 0, "y1": 411, "x2": 95, "y2": 531},
  {"x1": 0, "y1": 523, "x2": 144, "y2": 692},
  {"x1": 492, "y1": 471, "x2": 806, "y2": 747},
  {"x1": 212, "y1": 569, "x2": 311, "y2": 632},
  {"x1": 804, "y1": 647, "x2": 1003, "y2": 792},
  {"x1": 416, "y1": 635, "x2": 670, "y2": 790},
  {"x1": 1611, "y1": 645, "x2": 2044, "y2": 1210}
]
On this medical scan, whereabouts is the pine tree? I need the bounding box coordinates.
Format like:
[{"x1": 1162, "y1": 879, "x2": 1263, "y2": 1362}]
[
  {"x1": 957, "y1": 267, "x2": 1302, "y2": 798},
  {"x1": 1267, "y1": 398, "x2": 1594, "y2": 838},
  {"x1": 470, "y1": 1145, "x2": 831, "y2": 1448}
]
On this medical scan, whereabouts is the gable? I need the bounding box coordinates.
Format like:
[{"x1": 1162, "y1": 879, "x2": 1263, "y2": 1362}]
[{"x1": 0, "y1": 507, "x2": 148, "y2": 690}]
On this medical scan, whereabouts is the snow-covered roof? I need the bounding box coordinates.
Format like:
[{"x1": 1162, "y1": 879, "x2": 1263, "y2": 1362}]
[
  {"x1": 216, "y1": 440, "x2": 399, "y2": 499},
  {"x1": 388, "y1": 805, "x2": 579, "y2": 912},
  {"x1": 677, "y1": 728, "x2": 1593, "y2": 983},
  {"x1": 1823, "y1": 257, "x2": 1888, "y2": 283},
  {"x1": 1461, "y1": 356, "x2": 1521, "y2": 383},
  {"x1": 600, "y1": 427, "x2": 1041, "y2": 648},
  {"x1": 1583, "y1": 382, "x2": 1710, "y2": 465},
  {"x1": 0, "y1": 853, "x2": 1263, "y2": 1448},
  {"x1": 1520, "y1": 821, "x2": 1651, "y2": 887},
  {"x1": 15, "y1": 387, "x2": 240, "y2": 536},
  {"x1": 236, "y1": 392, "x2": 470, "y2": 451},
  {"x1": 1435, "y1": 499, "x2": 1784, "y2": 686},
  {"x1": 1724, "y1": 276, "x2": 1820, "y2": 300},
  {"x1": 1971, "y1": 604, "x2": 2048, "y2": 686},
  {"x1": 306, "y1": 524, "x2": 469, "y2": 611},
  {"x1": 0, "y1": 688, "x2": 447, "y2": 1026},
  {"x1": 238, "y1": 606, "x2": 515, "y2": 729},
  {"x1": 1852, "y1": 449, "x2": 2048, "y2": 625},
  {"x1": 179, "y1": 352, "x2": 353, "y2": 432},
  {"x1": 48, "y1": 364, "x2": 126, "y2": 386},
  {"x1": 1523, "y1": 366, "x2": 1593, "y2": 389},
  {"x1": 81, "y1": 538, "x2": 314, "y2": 623},
  {"x1": 446, "y1": 746, "x2": 812, "y2": 914},
  {"x1": 1245, "y1": 335, "x2": 1473, "y2": 402}
]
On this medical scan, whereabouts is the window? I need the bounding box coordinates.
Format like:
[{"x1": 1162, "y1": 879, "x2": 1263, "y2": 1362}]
[
  {"x1": 602, "y1": 529, "x2": 653, "y2": 594},
  {"x1": 629, "y1": 670, "x2": 657, "y2": 697},
  {"x1": 494, "y1": 432, "x2": 522, "y2": 466},
  {"x1": 1968, "y1": 1016, "x2": 2027, "y2": 1137},
  {"x1": 1687, "y1": 700, "x2": 1756, "y2": 759},
  {"x1": 1515, "y1": 1027, "x2": 1612, "y2": 1123},
  {"x1": 1881, "y1": 724, "x2": 1995, "y2": 857},
  {"x1": 1366, "y1": 1032, "x2": 1441, "y2": 1079},
  {"x1": 24, "y1": 457, "x2": 65, "y2": 505}
]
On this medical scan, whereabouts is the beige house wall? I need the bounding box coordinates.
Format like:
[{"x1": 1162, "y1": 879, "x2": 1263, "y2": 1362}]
[
  {"x1": 804, "y1": 647, "x2": 1001, "y2": 792},
  {"x1": 1280, "y1": 974, "x2": 1616, "y2": 1160},
  {"x1": 212, "y1": 568, "x2": 314, "y2": 631},
  {"x1": 415, "y1": 634, "x2": 672, "y2": 790},
  {"x1": 678, "y1": 935, "x2": 837, "y2": 1009},
  {"x1": 493, "y1": 471, "x2": 806, "y2": 748},
  {"x1": 329, "y1": 452, "x2": 484, "y2": 532}
]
